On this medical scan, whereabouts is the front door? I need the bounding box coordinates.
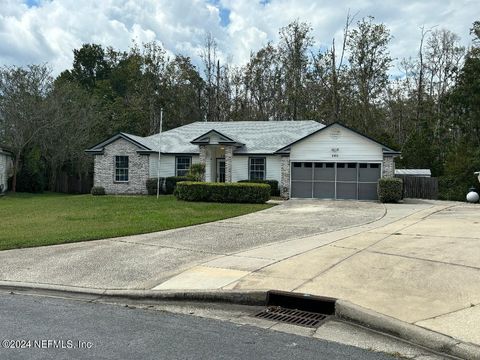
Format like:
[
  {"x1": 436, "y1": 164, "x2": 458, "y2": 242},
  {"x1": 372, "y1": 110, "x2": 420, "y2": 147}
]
[{"x1": 216, "y1": 159, "x2": 226, "y2": 182}]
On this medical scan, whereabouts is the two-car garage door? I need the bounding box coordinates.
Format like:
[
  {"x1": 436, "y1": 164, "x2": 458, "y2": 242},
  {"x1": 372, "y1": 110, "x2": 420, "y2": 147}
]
[{"x1": 291, "y1": 162, "x2": 381, "y2": 200}]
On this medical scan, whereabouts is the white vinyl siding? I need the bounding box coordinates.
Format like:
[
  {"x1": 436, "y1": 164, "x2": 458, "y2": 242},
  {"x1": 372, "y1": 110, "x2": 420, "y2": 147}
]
[
  {"x1": 0, "y1": 152, "x2": 12, "y2": 191},
  {"x1": 231, "y1": 155, "x2": 282, "y2": 183},
  {"x1": 290, "y1": 124, "x2": 383, "y2": 162},
  {"x1": 265, "y1": 156, "x2": 281, "y2": 182},
  {"x1": 149, "y1": 155, "x2": 199, "y2": 178},
  {"x1": 231, "y1": 156, "x2": 248, "y2": 182}
]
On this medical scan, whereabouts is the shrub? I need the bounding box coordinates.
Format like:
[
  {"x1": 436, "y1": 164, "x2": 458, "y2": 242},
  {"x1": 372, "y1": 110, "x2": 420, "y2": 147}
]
[
  {"x1": 377, "y1": 177, "x2": 403, "y2": 203},
  {"x1": 175, "y1": 182, "x2": 270, "y2": 203},
  {"x1": 91, "y1": 186, "x2": 106, "y2": 196},
  {"x1": 188, "y1": 163, "x2": 206, "y2": 182},
  {"x1": 438, "y1": 174, "x2": 479, "y2": 202},
  {"x1": 146, "y1": 177, "x2": 165, "y2": 195},
  {"x1": 165, "y1": 176, "x2": 192, "y2": 194},
  {"x1": 238, "y1": 179, "x2": 280, "y2": 196}
]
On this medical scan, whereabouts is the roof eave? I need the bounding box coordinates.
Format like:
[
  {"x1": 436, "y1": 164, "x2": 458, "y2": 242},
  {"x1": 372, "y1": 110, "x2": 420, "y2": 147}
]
[
  {"x1": 85, "y1": 133, "x2": 152, "y2": 154},
  {"x1": 190, "y1": 129, "x2": 238, "y2": 144}
]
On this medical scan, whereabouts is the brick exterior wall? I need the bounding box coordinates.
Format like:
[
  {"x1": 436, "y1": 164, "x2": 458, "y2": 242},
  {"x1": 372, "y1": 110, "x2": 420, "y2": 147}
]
[
  {"x1": 199, "y1": 145, "x2": 207, "y2": 182},
  {"x1": 382, "y1": 155, "x2": 395, "y2": 177},
  {"x1": 225, "y1": 145, "x2": 233, "y2": 183},
  {"x1": 280, "y1": 156, "x2": 290, "y2": 199},
  {"x1": 94, "y1": 138, "x2": 149, "y2": 194}
]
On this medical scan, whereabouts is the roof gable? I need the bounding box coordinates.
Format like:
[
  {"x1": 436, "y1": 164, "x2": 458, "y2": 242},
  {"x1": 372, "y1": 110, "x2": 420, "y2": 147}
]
[
  {"x1": 190, "y1": 129, "x2": 240, "y2": 145},
  {"x1": 85, "y1": 133, "x2": 153, "y2": 154},
  {"x1": 276, "y1": 122, "x2": 399, "y2": 154}
]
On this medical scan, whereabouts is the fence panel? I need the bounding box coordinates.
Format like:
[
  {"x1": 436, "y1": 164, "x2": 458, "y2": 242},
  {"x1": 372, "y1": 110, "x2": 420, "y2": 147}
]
[{"x1": 397, "y1": 176, "x2": 438, "y2": 199}]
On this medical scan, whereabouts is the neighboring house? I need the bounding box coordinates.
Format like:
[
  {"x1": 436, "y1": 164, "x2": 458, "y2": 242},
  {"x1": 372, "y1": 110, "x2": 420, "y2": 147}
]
[
  {"x1": 85, "y1": 121, "x2": 400, "y2": 200},
  {"x1": 0, "y1": 146, "x2": 13, "y2": 192},
  {"x1": 395, "y1": 169, "x2": 431, "y2": 177}
]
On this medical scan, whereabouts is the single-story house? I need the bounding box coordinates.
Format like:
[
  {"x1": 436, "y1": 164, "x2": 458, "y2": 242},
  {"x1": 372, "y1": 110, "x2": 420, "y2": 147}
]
[
  {"x1": 0, "y1": 146, "x2": 13, "y2": 192},
  {"x1": 85, "y1": 121, "x2": 400, "y2": 200}
]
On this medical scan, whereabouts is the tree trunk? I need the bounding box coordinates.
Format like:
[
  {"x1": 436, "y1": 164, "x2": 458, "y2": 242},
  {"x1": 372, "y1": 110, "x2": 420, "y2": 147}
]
[{"x1": 11, "y1": 151, "x2": 21, "y2": 193}]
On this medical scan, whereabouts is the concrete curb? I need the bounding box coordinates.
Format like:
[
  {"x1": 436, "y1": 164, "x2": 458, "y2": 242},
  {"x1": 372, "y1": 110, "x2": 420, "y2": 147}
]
[
  {"x1": 336, "y1": 299, "x2": 480, "y2": 360},
  {"x1": 0, "y1": 281, "x2": 267, "y2": 306},
  {"x1": 2, "y1": 282, "x2": 479, "y2": 359}
]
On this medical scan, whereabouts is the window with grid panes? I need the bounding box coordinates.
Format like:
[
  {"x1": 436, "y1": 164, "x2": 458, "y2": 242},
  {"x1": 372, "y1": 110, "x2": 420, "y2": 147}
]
[
  {"x1": 176, "y1": 156, "x2": 192, "y2": 176},
  {"x1": 249, "y1": 157, "x2": 266, "y2": 180},
  {"x1": 115, "y1": 156, "x2": 129, "y2": 182}
]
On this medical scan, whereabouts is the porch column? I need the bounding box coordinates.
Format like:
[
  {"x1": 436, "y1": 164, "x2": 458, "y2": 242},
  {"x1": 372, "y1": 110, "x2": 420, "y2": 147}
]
[
  {"x1": 199, "y1": 145, "x2": 207, "y2": 181},
  {"x1": 382, "y1": 155, "x2": 395, "y2": 177},
  {"x1": 280, "y1": 156, "x2": 290, "y2": 199},
  {"x1": 225, "y1": 145, "x2": 233, "y2": 183}
]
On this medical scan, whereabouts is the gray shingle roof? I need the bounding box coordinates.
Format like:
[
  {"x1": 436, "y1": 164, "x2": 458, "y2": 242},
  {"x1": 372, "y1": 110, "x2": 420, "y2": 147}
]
[{"x1": 144, "y1": 121, "x2": 325, "y2": 154}]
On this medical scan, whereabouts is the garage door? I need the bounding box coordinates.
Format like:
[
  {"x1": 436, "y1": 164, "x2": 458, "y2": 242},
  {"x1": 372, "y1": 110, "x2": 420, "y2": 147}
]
[{"x1": 291, "y1": 162, "x2": 381, "y2": 200}]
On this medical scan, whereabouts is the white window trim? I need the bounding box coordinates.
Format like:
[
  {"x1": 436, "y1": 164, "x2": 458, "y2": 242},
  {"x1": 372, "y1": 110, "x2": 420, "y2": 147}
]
[
  {"x1": 249, "y1": 157, "x2": 266, "y2": 181},
  {"x1": 175, "y1": 156, "x2": 192, "y2": 177},
  {"x1": 114, "y1": 155, "x2": 129, "y2": 183}
]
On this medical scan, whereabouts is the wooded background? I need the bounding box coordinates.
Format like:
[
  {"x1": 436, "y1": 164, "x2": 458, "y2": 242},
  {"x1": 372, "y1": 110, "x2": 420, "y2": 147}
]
[{"x1": 1, "y1": 17, "x2": 479, "y2": 199}]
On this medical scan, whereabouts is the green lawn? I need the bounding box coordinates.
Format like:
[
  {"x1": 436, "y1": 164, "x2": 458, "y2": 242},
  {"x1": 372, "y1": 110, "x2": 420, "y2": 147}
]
[{"x1": 0, "y1": 193, "x2": 272, "y2": 251}]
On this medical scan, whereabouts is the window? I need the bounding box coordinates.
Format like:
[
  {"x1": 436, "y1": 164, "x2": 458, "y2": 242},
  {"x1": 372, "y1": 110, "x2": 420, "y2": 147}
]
[
  {"x1": 176, "y1": 156, "x2": 192, "y2": 176},
  {"x1": 348, "y1": 163, "x2": 357, "y2": 168},
  {"x1": 293, "y1": 162, "x2": 302, "y2": 168},
  {"x1": 249, "y1": 157, "x2": 266, "y2": 180},
  {"x1": 359, "y1": 163, "x2": 368, "y2": 168},
  {"x1": 370, "y1": 163, "x2": 380, "y2": 168},
  {"x1": 337, "y1": 163, "x2": 345, "y2": 168},
  {"x1": 115, "y1": 156, "x2": 129, "y2": 182},
  {"x1": 326, "y1": 163, "x2": 334, "y2": 168},
  {"x1": 315, "y1": 163, "x2": 323, "y2": 168},
  {"x1": 304, "y1": 162, "x2": 313, "y2": 168}
]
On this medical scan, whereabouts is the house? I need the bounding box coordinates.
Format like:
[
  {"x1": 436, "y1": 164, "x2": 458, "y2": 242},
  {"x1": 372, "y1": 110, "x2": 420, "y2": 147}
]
[
  {"x1": 85, "y1": 121, "x2": 400, "y2": 200},
  {"x1": 0, "y1": 146, "x2": 13, "y2": 193}
]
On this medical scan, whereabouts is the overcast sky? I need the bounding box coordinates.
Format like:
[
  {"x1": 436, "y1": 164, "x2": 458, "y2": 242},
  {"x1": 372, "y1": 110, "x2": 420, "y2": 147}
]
[{"x1": 1, "y1": 0, "x2": 478, "y2": 75}]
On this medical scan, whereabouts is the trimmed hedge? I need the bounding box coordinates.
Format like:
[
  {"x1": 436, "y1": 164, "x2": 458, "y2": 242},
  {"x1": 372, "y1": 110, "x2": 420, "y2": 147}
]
[
  {"x1": 165, "y1": 176, "x2": 192, "y2": 194},
  {"x1": 238, "y1": 179, "x2": 280, "y2": 196},
  {"x1": 146, "y1": 177, "x2": 165, "y2": 195},
  {"x1": 174, "y1": 181, "x2": 270, "y2": 203},
  {"x1": 377, "y1": 177, "x2": 403, "y2": 203},
  {"x1": 91, "y1": 186, "x2": 106, "y2": 196}
]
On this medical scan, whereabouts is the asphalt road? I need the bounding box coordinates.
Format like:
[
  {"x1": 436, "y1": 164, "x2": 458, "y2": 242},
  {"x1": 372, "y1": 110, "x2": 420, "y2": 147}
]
[{"x1": 0, "y1": 293, "x2": 396, "y2": 360}]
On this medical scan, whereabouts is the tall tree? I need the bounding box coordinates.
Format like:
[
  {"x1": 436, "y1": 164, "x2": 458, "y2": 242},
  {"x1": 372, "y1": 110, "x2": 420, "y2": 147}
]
[
  {"x1": 0, "y1": 65, "x2": 53, "y2": 192},
  {"x1": 200, "y1": 33, "x2": 219, "y2": 121},
  {"x1": 346, "y1": 16, "x2": 392, "y2": 134},
  {"x1": 278, "y1": 20, "x2": 313, "y2": 120}
]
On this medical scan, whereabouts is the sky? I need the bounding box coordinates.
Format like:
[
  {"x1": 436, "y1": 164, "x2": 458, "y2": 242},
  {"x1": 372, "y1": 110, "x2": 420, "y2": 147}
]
[{"x1": 0, "y1": 0, "x2": 478, "y2": 76}]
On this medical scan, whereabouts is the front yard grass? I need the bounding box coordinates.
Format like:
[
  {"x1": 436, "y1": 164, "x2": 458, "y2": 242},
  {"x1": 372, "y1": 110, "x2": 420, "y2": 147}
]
[{"x1": 0, "y1": 193, "x2": 272, "y2": 251}]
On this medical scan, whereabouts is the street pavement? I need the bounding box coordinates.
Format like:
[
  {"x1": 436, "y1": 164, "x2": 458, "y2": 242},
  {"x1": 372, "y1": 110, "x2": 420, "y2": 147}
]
[
  {"x1": 0, "y1": 293, "x2": 398, "y2": 360},
  {"x1": 0, "y1": 198, "x2": 479, "y2": 350}
]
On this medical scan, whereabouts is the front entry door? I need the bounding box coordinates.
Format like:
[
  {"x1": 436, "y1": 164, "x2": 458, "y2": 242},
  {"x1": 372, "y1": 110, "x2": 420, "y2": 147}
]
[{"x1": 216, "y1": 159, "x2": 226, "y2": 182}]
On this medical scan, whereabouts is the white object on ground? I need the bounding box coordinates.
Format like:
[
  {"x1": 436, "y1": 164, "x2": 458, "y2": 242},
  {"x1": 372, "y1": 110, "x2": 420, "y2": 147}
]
[{"x1": 466, "y1": 191, "x2": 479, "y2": 203}]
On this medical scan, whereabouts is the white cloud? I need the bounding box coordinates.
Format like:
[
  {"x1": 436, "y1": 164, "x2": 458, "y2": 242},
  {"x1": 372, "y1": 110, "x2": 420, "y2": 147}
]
[{"x1": 0, "y1": 0, "x2": 477, "y2": 75}]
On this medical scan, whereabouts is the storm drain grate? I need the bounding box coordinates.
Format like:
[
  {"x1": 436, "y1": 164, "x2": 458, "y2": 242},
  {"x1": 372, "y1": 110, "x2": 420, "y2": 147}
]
[{"x1": 254, "y1": 306, "x2": 329, "y2": 328}]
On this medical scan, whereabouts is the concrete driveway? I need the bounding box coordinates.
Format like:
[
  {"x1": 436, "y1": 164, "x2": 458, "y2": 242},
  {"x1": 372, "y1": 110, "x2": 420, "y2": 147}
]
[
  {"x1": 153, "y1": 199, "x2": 480, "y2": 347},
  {"x1": 2, "y1": 198, "x2": 478, "y2": 347},
  {"x1": 0, "y1": 200, "x2": 384, "y2": 290}
]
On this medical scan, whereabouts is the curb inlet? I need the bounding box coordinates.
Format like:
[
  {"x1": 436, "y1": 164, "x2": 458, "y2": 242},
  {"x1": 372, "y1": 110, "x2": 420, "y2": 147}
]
[{"x1": 253, "y1": 290, "x2": 336, "y2": 328}]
